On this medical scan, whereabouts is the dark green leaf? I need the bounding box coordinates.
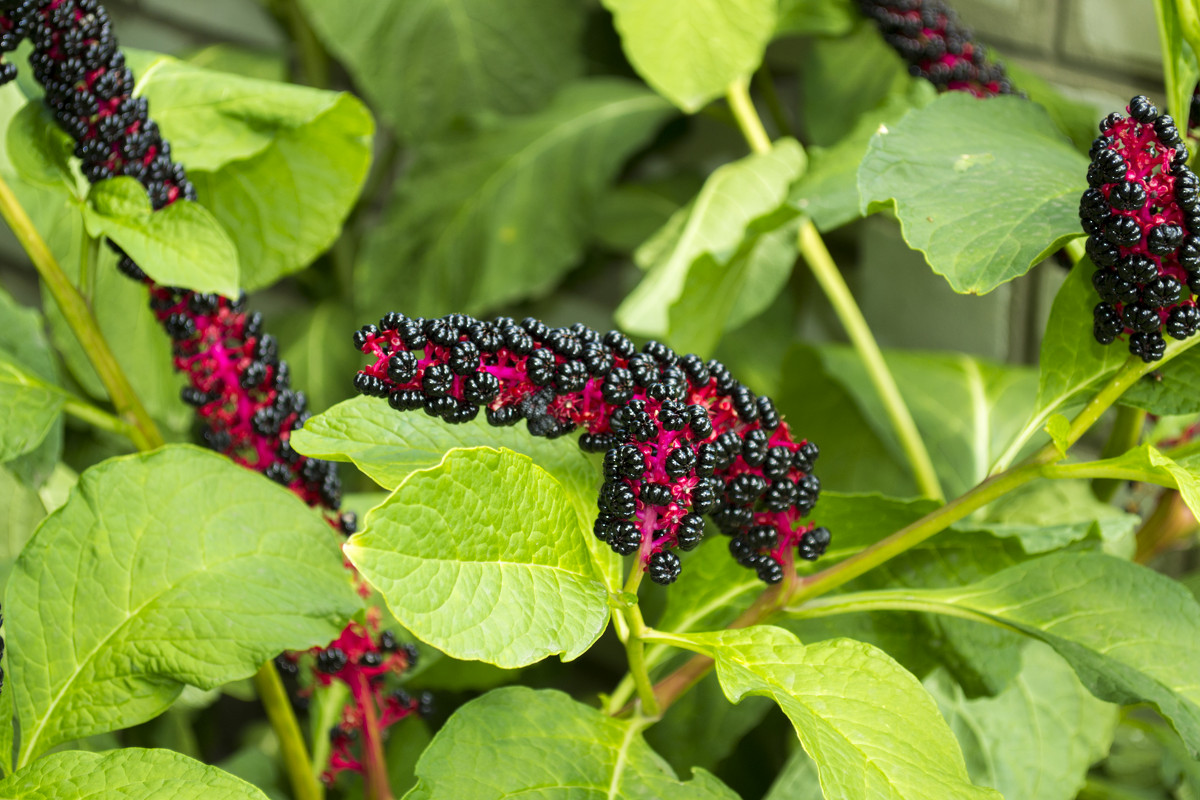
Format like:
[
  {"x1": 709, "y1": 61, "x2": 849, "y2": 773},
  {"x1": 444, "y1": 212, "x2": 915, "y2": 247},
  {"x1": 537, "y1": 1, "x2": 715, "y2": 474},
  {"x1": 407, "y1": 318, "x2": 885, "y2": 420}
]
[
  {"x1": 601, "y1": 0, "x2": 777, "y2": 112},
  {"x1": 681, "y1": 626, "x2": 1002, "y2": 799},
  {"x1": 1004, "y1": 62, "x2": 1101, "y2": 154},
  {"x1": 298, "y1": 0, "x2": 583, "y2": 141},
  {"x1": 344, "y1": 448, "x2": 610, "y2": 668},
  {"x1": 926, "y1": 642, "x2": 1118, "y2": 800},
  {"x1": 406, "y1": 687, "x2": 740, "y2": 799},
  {"x1": 647, "y1": 671, "x2": 773, "y2": 775},
  {"x1": 858, "y1": 93, "x2": 1089, "y2": 294},
  {"x1": 355, "y1": 79, "x2": 672, "y2": 317},
  {"x1": 776, "y1": 0, "x2": 857, "y2": 37},
  {"x1": 0, "y1": 748, "x2": 270, "y2": 799},
  {"x1": 1122, "y1": 345, "x2": 1200, "y2": 415},
  {"x1": 618, "y1": 138, "x2": 806, "y2": 339},
  {"x1": 7, "y1": 446, "x2": 361, "y2": 763},
  {"x1": 83, "y1": 177, "x2": 240, "y2": 297}
]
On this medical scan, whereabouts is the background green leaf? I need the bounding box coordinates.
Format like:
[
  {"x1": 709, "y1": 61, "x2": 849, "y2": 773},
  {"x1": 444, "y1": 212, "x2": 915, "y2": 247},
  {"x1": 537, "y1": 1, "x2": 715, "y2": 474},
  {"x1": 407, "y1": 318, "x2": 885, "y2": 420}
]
[
  {"x1": 83, "y1": 177, "x2": 240, "y2": 297},
  {"x1": 617, "y1": 138, "x2": 805, "y2": 339},
  {"x1": 601, "y1": 0, "x2": 777, "y2": 112},
  {"x1": 7, "y1": 446, "x2": 361, "y2": 763},
  {"x1": 129, "y1": 53, "x2": 374, "y2": 291},
  {"x1": 297, "y1": 0, "x2": 584, "y2": 141},
  {"x1": 681, "y1": 626, "x2": 1002, "y2": 800},
  {"x1": 0, "y1": 748, "x2": 270, "y2": 799},
  {"x1": 344, "y1": 447, "x2": 610, "y2": 668},
  {"x1": 355, "y1": 79, "x2": 672, "y2": 318},
  {"x1": 858, "y1": 93, "x2": 1089, "y2": 294},
  {"x1": 0, "y1": 286, "x2": 63, "y2": 464},
  {"x1": 926, "y1": 642, "x2": 1118, "y2": 800},
  {"x1": 406, "y1": 687, "x2": 740, "y2": 799}
]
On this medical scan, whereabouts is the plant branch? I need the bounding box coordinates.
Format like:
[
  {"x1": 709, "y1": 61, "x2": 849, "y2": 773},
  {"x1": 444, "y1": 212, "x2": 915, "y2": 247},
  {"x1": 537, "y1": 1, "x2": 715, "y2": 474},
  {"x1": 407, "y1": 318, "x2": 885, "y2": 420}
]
[
  {"x1": 753, "y1": 66, "x2": 792, "y2": 138},
  {"x1": 796, "y1": 219, "x2": 945, "y2": 502},
  {"x1": 255, "y1": 660, "x2": 324, "y2": 800},
  {"x1": 0, "y1": 173, "x2": 163, "y2": 452},
  {"x1": 61, "y1": 395, "x2": 138, "y2": 440},
  {"x1": 1093, "y1": 405, "x2": 1145, "y2": 501},
  {"x1": 725, "y1": 77, "x2": 773, "y2": 155}
]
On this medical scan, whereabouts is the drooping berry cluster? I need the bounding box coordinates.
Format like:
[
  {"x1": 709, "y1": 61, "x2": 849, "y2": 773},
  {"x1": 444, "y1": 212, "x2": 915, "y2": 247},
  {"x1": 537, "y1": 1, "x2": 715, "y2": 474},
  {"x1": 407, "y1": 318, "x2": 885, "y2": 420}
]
[
  {"x1": 859, "y1": 0, "x2": 1013, "y2": 97},
  {"x1": 1081, "y1": 96, "x2": 1200, "y2": 362},
  {"x1": 0, "y1": 0, "x2": 417, "y2": 777},
  {"x1": 277, "y1": 615, "x2": 430, "y2": 785},
  {"x1": 353, "y1": 314, "x2": 831, "y2": 585}
]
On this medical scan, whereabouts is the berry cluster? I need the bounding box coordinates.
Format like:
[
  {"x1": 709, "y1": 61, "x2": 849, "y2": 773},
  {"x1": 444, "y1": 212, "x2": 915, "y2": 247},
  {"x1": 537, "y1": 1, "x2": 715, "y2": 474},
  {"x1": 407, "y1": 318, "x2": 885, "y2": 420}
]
[
  {"x1": 859, "y1": 0, "x2": 1013, "y2": 97},
  {"x1": 353, "y1": 314, "x2": 831, "y2": 585},
  {"x1": 0, "y1": 0, "x2": 417, "y2": 778},
  {"x1": 277, "y1": 615, "x2": 430, "y2": 785},
  {"x1": 1081, "y1": 96, "x2": 1200, "y2": 362}
]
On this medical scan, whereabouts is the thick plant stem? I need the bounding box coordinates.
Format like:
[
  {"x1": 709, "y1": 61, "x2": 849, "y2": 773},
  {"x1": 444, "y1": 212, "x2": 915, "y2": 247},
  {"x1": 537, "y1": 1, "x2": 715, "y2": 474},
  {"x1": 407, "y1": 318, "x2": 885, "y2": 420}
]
[
  {"x1": 0, "y1": 174, "x2": 163, "y2": 452},
  {"x1": 61, "y1": 396, "x2": 137, "y2": 440},
  {"x1": 726, "y1": 77, "x2": 773, "y2": 155},
  {"x1": 1093, "y1": 405, "x2": 1146, "y2": 501},
  {"x1": 255, "y1": 661, "x2": 324, "y2": 800},
  {"x1": 797, "y1": 219, "x2": 945, "y2": 502},
  {"x1": 355, "y1": 674, "x2": 393, "y2": 800},
  {"x1": 1134, "y1": 490, "x2": 1196, "y2": 563}
]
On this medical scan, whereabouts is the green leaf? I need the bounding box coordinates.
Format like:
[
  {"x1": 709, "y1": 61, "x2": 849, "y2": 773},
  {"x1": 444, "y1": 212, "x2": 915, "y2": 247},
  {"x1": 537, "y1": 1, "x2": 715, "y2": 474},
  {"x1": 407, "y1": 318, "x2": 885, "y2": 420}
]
[
  {"x1": 83, "y1": 177, "x2": 240, "y2": 297},
  {"x1": 129, "y1": 52, "x2": 374, "y2": 291},
  {"x1": 926, "y1": 642, "x2": 1118, "y2": 800},
  {"x1": 344, "y1": 448, "x2": 609, "y2": 669},
  {"x1": 0, "y1": 359, "x2": 65, "y2": 463},
  {"x1": 862, "y1": 552, "x2": 1200, "y2": 757},
  {"x1": 679, "y1": 626, "x2": 1002, "y2": 800},
  {"x1": 1004, "y1": 258, "x2": 1128, "y2": 470},
  {"x1": 800, "y1": 345, "x2": 1038, "y2": 498},
  {"x1": 276, "y1": 301, "x2": 362, "y2": 415},
  {"x1": 601, "y1": 0, "x2": 776, "y2": 112},
  {"x1": 665, "y1": 218, "x2": 800, "y2": 356},
  {"x1": 1052, "y1": 444, "x2": 1200, "y2": 523},
  {"x1": 1004, "y1": 61, "x2": 1101, "y2": 154},
  {"x1": 7, "y1": 446, "x2": 361, "y2": 763},
  {"x1": 617, "y1": 138, "x2": 806, "y2": 339},
  {"x1": 0, "y1": 748, "x2": 270, "y2": 799},
  {"x1": 776, "y1": 0, "x2": 857, "y2": 37},
  {"x1": 292, "y1": 396, "x2": 616, "y2": 589},
  {"x1": 355, "y1": 79, "x2": 672, "y2": 317},
  {"x1": 297, "y1": 0, "x2": 583, "y2": 141},
  {"x1": 791, "y1": 79, "x2": 937, "y2": 232},
  {"x1": 406, "y1": 687, "x2": 740, "y2": 799},
  {"x1": 1122, "y1": 345, "x2": 1200, "y2": 415},
  {"x1": 0, "y1": 466, "x2": 44, "y2": 595},
  {"x1": 858, "y1": 93, "x2": 1089, "y2": 294},
  {"x1": 764, "y1": 748, "x2": 822, "y2": 800},
  {"x1": 1152, "y1": 0, "x2": 1200, "y2": 145},
  {"x1": 5, "y1": 102, "x2": 79, "y2": 192}
]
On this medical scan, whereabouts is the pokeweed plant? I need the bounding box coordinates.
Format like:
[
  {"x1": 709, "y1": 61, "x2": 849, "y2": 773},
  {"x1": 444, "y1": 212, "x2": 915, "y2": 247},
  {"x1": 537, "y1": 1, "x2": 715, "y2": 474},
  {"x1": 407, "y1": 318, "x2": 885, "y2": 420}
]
[{"x1": 0, "y1": 0, "x2": 1199, "y2": 798}]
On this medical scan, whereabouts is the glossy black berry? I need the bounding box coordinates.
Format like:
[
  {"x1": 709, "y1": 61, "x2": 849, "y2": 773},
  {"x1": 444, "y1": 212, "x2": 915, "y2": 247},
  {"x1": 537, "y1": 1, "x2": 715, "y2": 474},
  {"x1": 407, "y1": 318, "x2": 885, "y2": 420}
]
[
  {"x1": 389, "y1": 389, "x2": 425, "y2": 411},
  {"x1": 555, "y1": 360, "x2": 588, "y2": 394},
  {"x1": 421, "y1": 364, "x2": 453, "y2": 397},
  {"x1": 639, "y1": 482, "x2": 672, "y2": 507},
  {"x1": 1093, "y1": 303, "x2": 1124, "y2": 345},
  {"x1": 1129, "y1": 95, "x2": 1158, "y2": 124},
  {"x1": 601, "y1": 367, "x2": 634, "y2": 405},
  {"x1": 316, "y1": 647, "x2": 348, "y2": 674},
  {"x1": 1147, "y1": 224, "x2": 1184, "y2": 255},
  {"x1": 1123, "y1": 303, "x2": 1160, "y2": 334},
  {"x1": 1104, "y1": 216, "x2": 1142, "y2": 248},
  {"x1": 463, "y1": 371, "x2": 500, "y2": 405},
  {"x1": 675, "y1": 514, "x2": 704, "y2": 550},
  {"x1": 648, "y1": 551, "x2": 682, "y2": 585},
  {"x1": 387, "y1": 351, "x2": 418, "y2": 383},
  {"x1": 599, "y1": 480, "x2": 637, "y2": 517},
  {"x1": 1115, "y1": 253, "x2": 1158, "y2": 284},
  {"x1": 609, "y1": 519, "x2": 640, "y2": 555},
  {"x1": 1086, "y1": 235, "x2": 1120, "y2": 267},
  {"x1": 1129, "y1": 330, "x2": 1166, "y2": 362},
  {"x1": 664, "y1": 445, "x2": 697, "y2": 479},
  {"x1": 691, "y1": 477, "x2": 720, "y2": 514},
  {"x1": 1142, "y1": 276, "x2": 1183, "y2": 308},
  {"x1": 1166, "y1": 305, "x2": 1200, "y2": 339},
  {"x1": 1108, "y1": 180, "x2": 1147, "y2": 211},
  {"x1": 726, "y1": 474, "x2": 767, "y2": 507}
]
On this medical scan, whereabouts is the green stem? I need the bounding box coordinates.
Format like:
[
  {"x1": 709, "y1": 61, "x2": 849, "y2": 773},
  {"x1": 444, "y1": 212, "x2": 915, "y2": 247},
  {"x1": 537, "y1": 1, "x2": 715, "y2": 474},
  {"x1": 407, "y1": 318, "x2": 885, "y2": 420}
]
[
  {"x1": 0, "y1": 173, "x2": 163, "y2": 452},
  {"x1": 61, "y1": 396, "x2": 137, "y2": 440},
  {"x1": 783, "y1": 589, "x2": 1016, "y2": 632},
  {"x1": 1177, "y1": 0, "x2": 1200, "y2": 64},
  {"x1": 725, "y1": 77, "x2": 773, "y2": 155},
  {"x1": 254, "y1": 661, "x2": 324, "y2": 800},
  {"x1": 1093, "y1": 405, "x2": 1146, "y2": 501},
  {"x1": 797, "y1": 219, "x2": 945, "y2": 502}
]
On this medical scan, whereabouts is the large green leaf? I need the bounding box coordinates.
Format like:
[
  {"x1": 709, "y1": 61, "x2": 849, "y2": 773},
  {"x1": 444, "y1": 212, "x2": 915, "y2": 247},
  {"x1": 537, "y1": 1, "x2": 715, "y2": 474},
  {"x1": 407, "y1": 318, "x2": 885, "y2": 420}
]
[
  {"x1": 926, "y1": 642, "x2": 1118, "y2": 800},
  {"x1": 83, "y1": 177, "x2": 239, "y2": 297},
  {"x1": 617, "y1": 138, "x2": 805, "y2": 339},
  {"x1": 7, "y1": 446, "x2": 361, "y2": 764},
  {"x1": 355, "y1": 79, "x2": 672, "y2": 317},
  {"x1": 678, "y1": 626, "x2": 1002, "y2": 800},
  {"x1": 1152, "y1": 0, "x2": 1200, "y2": 146},
  {"x1": 997, "y1": 259, "x2": 1127, "y2": 471},
  {"x1": 406, "y1": 687, "x2": 739, "y2": 799},
  {"x1": 289, "y1": 395, "x2": 618, "y2": 589},
  {"x1": 1122, "y1": 346, "x2": 1200, "y2": 415},
  {"x1": 0, "y1": 467, "x2": 44, "y2": 594},
  {"x1": 344, "y1": 448, "x2": 609, "y2": 669},
  {"x1": 826, "y1": 553, "x2": 1200, "y2": 757},
  {"x1": 601, "y1": 0, "x2": 776, "y2": 112},
  {"x1": 128, "y1": 52, "x2": 374, "y2": 291},
  {"x1": 858, "y1": 93, "x2": 1089, "y2": 294},
  {"x1": 0, "y1": 748, "x2": 270, "y2": 799},
  {"x1": 297, "y1": 0, "x2": 583, "y2": 141}
]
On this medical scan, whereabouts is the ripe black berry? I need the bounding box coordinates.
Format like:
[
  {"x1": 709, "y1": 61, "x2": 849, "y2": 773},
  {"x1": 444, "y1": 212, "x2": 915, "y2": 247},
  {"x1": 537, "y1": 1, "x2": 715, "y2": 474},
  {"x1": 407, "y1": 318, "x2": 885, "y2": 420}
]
[{"x1": 648, "y1": 551, "x2": 681, "y2": 585}]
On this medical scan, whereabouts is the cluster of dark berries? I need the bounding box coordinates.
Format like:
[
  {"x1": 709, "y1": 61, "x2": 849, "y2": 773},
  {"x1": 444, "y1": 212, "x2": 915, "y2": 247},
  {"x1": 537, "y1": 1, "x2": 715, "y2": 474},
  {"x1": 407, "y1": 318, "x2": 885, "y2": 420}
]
[
  {"x1": 353, "y1": 313, "x2": 830, "y2": 586},
  {"x1": 1081, "y1": 96, "x2": 1200, "y2": 362},
  {"x1": 276, "y1": 615, "x2": 430, "y2": 785},
  {"x1": 0, "y1": 0, "x2": 353, "y2": 525},
  {"x1": 859, "y1": 0, "x2": 1013, "y2": 97}
]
